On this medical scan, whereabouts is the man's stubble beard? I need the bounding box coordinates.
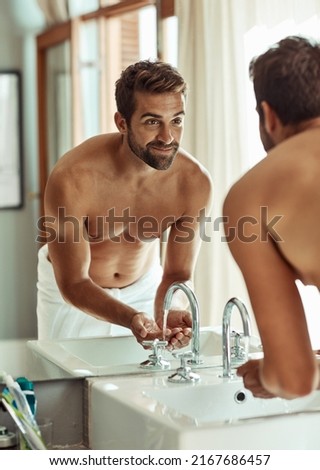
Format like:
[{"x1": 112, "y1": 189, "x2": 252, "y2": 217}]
[{"x1": 127, "y1": 128, "x2": 179, "y2": 170}]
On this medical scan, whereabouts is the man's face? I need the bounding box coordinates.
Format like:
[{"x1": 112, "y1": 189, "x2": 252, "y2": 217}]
[{"x1": 126, "y1": 91, "x2": 185, "y2": 170}]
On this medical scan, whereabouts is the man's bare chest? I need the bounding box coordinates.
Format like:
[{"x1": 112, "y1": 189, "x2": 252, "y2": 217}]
[{"x1": 85, "y1": 198, "x2": 184, "y2": 243}]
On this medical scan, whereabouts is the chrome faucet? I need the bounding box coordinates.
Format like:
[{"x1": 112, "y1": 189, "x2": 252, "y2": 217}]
[
  {"x1": 140, "y1": 339, "x2": 170, "y2": 370},
  {"x1": 222, "y1": 297, "x2": 251, "y2": 378},
  {"x1": 168, "y1": 351, "x2": 200, "y2": 383},
  {"x1": 163, "y1": 282, "x2": 202, "y2": 365}
]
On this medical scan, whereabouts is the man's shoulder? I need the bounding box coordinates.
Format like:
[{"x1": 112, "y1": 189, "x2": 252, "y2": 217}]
[
  {"x1": 65, "y1": 133, "x2": 120, "y2": 159},
  {"x1": 177, "y1": 147, "x2": 202, "y2": 166},
  {"x1": 177, "y1": 148, "x2": 212, "y2": 182},
  {"x1": 50, "y1": 133, "x2": 120, "y2": 175},
  {"x1": 174, "y1": 149, "x2": 213, "y2": 208}
]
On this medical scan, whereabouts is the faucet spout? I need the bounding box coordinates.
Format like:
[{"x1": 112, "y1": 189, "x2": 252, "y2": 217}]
[
  {"x1": 163, "y1": 282, "x2": 201, "y2": 365},
  {"x1": 222, "y1": 297, "x2": 251, "y2": 378}
]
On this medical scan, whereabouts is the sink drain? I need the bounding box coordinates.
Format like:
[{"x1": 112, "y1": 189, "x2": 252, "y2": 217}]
[{"x1": 234, "y1": 389, "x2": 247, "y2": 403}]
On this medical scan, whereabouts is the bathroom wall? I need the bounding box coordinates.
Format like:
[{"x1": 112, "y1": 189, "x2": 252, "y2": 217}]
[{"x1": 0, "y1": 0, "x2": 45, "y2": 339}]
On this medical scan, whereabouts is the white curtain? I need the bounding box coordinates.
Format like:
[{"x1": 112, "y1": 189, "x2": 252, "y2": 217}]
[
  {"x1": 176, "y1": 0, "x2": 320, "y2": 335},
  {"x1": 37, "y1": 0, "x2": 99, "y2": 25},
  {"x1": 37, "y1": 0, "x2": 69, "y2": 25}
]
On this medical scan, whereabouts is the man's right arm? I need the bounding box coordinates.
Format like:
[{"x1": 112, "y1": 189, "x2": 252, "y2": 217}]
[
  {"x1": 44, "y1": 169, "x2": 162, "y2": 343},
  {"x1": 223, "y1": 177, "x2": 319, "y2": 399}
]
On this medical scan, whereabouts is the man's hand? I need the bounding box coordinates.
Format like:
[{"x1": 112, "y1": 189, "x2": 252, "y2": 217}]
[
  {"x1": 237, "y1": 359, "x2": 276, "y2": 399},
  {"x1": 159, "y1": 310, "x2": 192, "y2": 350},
  {"x1": 130, "y1": 312, "x2": 164, "y2": 347}
]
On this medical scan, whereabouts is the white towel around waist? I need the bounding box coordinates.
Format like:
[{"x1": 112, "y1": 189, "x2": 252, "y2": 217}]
[{"x1": 36, "y1": 244, "x2": 163, "y2": 340}]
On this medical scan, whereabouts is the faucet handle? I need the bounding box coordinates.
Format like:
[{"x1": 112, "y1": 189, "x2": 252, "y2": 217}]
[
  {"x1": 230, "y1": 330, "x2": 247, "y2": 361},
  {"x1": 168, "y1": 351, "x2": 200, "y2": 383},
  {"x1": 231, "y1": 330, "x2": 243, "y2": 338},
  {"x1": 173, "y1": 349, "x2": 203, "y2": 367},
  {"x1": 142, "y1": 338, "x2": 168, "y2": 351},
  {"x1": 172, "y1": 350, "x2": 193, "y2": 367},
  {"x1": 231, "y1": 330, "x2": 242, "y2": 348},
  {"x1": 140, "y1": 339, "x2": 170, "y2": 370}
]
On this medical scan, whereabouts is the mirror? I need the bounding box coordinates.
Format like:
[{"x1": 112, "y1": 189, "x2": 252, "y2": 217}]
[
  {"x1": 3, "y1": 1, "x2": 320, "y2": 387},
  {"x1": 0, "y1": 71, "x2": 23, "y2": 210},
  {"x1": 0, "y1": 1, "x2": 160, "y2": 384}
]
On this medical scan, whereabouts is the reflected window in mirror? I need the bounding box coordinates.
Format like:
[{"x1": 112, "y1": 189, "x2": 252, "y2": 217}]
[
  {"x1": 0, "y1": 71, "x2": 23, "y2": 210},
  {"x1": 78, "y1": 4, "x2": 157, "y2": 139},
  {"x1": 244, "y1": 16, "x2": 320, "y2": 170}
]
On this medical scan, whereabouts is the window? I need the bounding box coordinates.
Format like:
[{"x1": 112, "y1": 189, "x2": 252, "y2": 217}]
[
  {"x1": 244, "y1": 16, "x2": 320, "y2": 168},
  {"x1": 78, "y1": 5, "x2": 157, "y2": 139}
]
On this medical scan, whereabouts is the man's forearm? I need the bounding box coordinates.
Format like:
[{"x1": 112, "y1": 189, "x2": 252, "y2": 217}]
[{"x1": 60, "y1": 277, "x2": 139, "y2": 328}]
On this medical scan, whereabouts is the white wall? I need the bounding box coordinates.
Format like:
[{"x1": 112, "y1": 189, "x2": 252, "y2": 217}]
[{"x1": 0, "y1": 0, "x2": 45, "y2": 339}]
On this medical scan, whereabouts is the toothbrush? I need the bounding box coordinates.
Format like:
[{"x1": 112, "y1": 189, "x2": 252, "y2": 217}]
[
  {"x1": 3, "y1": 373, "x2": 40, "y2": 432},
  {"x1": 1, "y1": 371, "x2": 46, "y2": 450},
  {"x1": 1, "y1": 398, "x2": 46, "y2": 450}
]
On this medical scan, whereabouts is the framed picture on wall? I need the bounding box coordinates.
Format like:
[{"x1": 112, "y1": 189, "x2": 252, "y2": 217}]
[{"x1": 0, "y1": 70, "x2": 23, "y2": 209}]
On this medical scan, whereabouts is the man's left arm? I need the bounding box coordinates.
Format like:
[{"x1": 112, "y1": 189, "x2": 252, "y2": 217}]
[
  {"x1": 154, "y1": 222, "x2": 195, "y2": 349},
  {"x1": 154, "y1": 172, "x2": 213, "y2": 349}
]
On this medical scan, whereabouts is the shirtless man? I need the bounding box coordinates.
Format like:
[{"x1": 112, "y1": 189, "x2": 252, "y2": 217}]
[
  {"x1": 36, "y1": 60, "x2": 213, "y2": 348},
  {"x1": 223, "y1": 36, "x2": 320, "y2": 399}
]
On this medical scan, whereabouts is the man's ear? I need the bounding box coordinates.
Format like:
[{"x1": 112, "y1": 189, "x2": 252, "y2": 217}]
[
  {"x1": 114, "y1": 112, "x2": 128, "y2": 134},
  {"x1": 261, "y1": 101, "x2": 277, "y2": 134}
]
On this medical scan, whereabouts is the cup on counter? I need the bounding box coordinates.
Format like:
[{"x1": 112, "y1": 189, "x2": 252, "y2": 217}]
[
  {"x1": 37, "y1": 417, "x2": 53, "y2": 449},
  {"x1": 16, "y1": 416, "x2": 54, "y2": 449}
]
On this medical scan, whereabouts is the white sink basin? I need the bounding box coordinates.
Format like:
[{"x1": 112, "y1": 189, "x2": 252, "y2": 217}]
[
  {"x1": 28, "y1": 334, "x2": 148, "y2": 377},
  {"x1": 27, "y1": 327, "x2": 261, "y2": 377},
  {"x1": 88, "y1": 369, "x2": 320, "y2": 449}
]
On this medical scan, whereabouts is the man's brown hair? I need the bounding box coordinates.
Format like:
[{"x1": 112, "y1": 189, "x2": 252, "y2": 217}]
[
  {"x1": 115, "y1": 60, "x2": 187, "y2": 124},
  {"x1": 250, "y1": 35, "x2": 320, "y2": 125}
]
